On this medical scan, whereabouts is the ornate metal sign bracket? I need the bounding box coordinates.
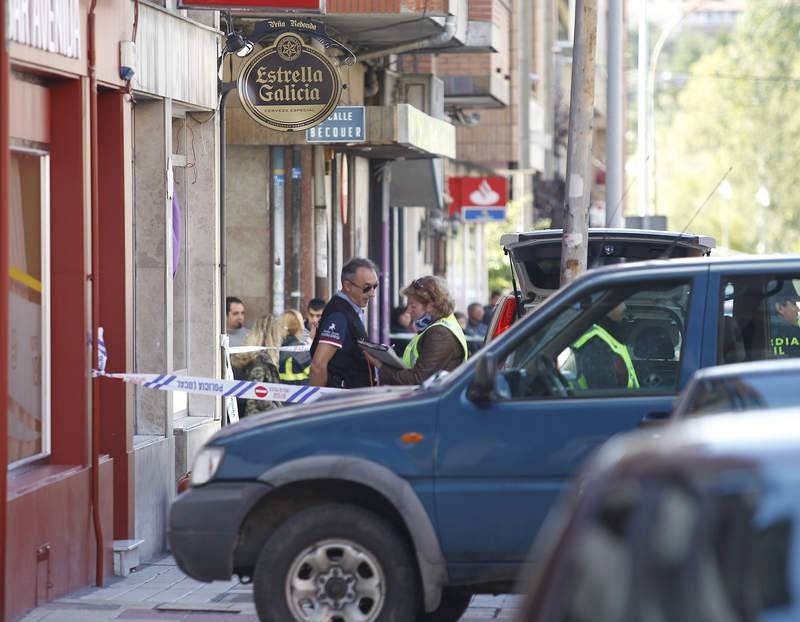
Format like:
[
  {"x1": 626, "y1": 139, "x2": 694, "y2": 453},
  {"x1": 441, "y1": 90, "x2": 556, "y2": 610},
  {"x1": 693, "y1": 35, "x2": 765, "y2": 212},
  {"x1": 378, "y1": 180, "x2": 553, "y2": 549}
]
[{"x1": 249, "y1": 18, "x2": 357, "y2": 66}]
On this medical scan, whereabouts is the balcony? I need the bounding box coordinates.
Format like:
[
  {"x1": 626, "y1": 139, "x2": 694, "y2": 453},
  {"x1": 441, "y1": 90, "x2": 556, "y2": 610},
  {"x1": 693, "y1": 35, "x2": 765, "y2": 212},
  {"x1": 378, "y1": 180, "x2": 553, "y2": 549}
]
[{"x1": 435, "y1": 0, "x2": 510, "y2": 108}]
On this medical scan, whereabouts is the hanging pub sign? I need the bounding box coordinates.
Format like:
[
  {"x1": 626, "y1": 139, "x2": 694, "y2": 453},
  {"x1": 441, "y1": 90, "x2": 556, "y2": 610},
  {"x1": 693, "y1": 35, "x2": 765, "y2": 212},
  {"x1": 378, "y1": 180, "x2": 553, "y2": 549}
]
[
  {"x1": 238, "y1": 32, "x2": 343, "y2": 132},
  {"x1": 177, "y1": 0, "x2": 325, "y2": 11}
]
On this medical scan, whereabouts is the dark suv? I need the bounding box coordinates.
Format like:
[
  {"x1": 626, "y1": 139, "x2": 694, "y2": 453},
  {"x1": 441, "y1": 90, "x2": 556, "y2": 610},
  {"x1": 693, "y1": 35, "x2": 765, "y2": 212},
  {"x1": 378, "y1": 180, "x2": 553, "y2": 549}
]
[{"x1": 170, "y1": 255, "x2": 798, "y2": 622}]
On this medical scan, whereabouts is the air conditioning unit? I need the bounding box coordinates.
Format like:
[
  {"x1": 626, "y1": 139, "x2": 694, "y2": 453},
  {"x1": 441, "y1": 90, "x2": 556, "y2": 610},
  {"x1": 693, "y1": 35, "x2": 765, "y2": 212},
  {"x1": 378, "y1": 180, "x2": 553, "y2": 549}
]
[{"x1": 397, "y1": 74, "x2": 445, "y2": 120}]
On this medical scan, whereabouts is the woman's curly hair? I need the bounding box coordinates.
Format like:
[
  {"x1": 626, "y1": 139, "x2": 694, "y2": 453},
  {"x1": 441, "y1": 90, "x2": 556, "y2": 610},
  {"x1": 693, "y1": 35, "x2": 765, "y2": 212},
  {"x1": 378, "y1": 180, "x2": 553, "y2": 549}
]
[{"x1": 401, "y1": 275, "x2": 455, "y2": 320}]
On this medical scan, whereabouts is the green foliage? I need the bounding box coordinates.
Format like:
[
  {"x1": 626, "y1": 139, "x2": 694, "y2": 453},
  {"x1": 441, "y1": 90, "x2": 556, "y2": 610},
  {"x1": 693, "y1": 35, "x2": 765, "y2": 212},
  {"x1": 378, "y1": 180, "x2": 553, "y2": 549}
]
[{"x1": 657, "y1": 1, "x2": 800, "y2": 253}]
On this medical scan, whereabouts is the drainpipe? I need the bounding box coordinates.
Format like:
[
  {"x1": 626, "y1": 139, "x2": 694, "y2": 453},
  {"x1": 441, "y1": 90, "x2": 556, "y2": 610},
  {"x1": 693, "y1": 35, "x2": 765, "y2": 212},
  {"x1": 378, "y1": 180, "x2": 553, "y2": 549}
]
[
  {"x1": 1, "y1": 0, "x2": 10, "y2": 610},
  {"x1": 290, "y1": 146, "x2": 301, "y2": 311},
  {"x1": 88, "y1": 0, "x2": 105, "y2": 587},
  {"x1": 357, "y1": 14, "x2": 458, "y2": 62},
  {"x1": 380, "y1": 163, "x2": 391, "y2": 343},
  {"x1": 219, "y1": 87, "x2": 233, "y2": 352},
  {"x1": 313, "y1": 146, "x2": 328, "y2": 298},
  {"x1": 272, "y1": 147, "x2": 286, "y2": 315}
]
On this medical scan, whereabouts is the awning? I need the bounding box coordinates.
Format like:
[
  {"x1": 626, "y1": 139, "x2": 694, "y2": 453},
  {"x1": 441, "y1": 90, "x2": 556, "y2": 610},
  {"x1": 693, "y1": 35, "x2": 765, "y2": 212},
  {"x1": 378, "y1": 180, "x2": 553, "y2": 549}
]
[
  {"x1": 227, "y1": 103, "x2": 456, "y2": 161},
  {"x1": 350, "y1": 104, "x2": 456, "y2": 160},
  {"x1": 389, "y1": 159, "x2": 444, "y2": 210}
]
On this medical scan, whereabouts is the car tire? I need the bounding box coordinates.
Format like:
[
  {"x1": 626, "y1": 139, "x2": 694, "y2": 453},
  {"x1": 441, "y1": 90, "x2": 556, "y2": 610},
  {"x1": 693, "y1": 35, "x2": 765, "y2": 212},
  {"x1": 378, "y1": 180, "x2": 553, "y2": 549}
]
[
  {"x1": 252, "y1": 503, "x2": 419, "y2": 622},
  {"x1": 416, "y1": 589, "x2": 472, "y2": 622}
]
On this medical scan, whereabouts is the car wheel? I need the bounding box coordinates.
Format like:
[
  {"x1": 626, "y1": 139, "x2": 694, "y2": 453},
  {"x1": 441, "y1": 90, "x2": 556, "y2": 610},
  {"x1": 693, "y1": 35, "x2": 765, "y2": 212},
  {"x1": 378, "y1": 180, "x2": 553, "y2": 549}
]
[
  {"x1": 416, "y1": 589, "x2": 472, "y2": 622},
  {"x1": 253, "y1": 503, "x2": 419, "y2": 622}
]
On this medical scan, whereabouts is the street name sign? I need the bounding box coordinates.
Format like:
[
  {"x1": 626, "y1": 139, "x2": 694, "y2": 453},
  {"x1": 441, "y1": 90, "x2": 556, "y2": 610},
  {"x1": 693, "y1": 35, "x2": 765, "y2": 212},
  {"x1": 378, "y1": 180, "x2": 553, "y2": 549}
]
[{"x1": 306, "y1": 106, "x2": 366, "y2": 143}]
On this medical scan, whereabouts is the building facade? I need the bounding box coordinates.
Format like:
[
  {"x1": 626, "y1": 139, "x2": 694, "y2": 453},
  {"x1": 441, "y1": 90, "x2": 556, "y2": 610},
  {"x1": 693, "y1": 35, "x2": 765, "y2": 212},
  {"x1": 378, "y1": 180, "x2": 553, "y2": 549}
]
[{"x1": 2, "y1": 0, "x2": 589, "y2": 618}]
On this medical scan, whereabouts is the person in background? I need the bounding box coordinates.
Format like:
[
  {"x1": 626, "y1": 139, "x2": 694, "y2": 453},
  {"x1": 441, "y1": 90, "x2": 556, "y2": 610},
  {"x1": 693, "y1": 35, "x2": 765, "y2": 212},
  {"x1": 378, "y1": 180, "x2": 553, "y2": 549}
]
[
  {"x1": 483, "y1": 290, "x2": 502, "y2": 327},
  {"x1": 390, "y1": 305, "x2": 415, "y2": 357},
  {"x1": 279, "y1": 309, "x2": 311, "y2": 385},
  {"x1": 365, "y1": 276, "x2": 468, "y2": 385},
  {"x1": 226, "y1": 296, "x2": 250, "y2": 347},
  {"x1": 305, "y1": 297, "x2": 326, "y2": 342},
  {"x1": 465, "y1": 302, "x2": 488, "y2": 354},
  {"x1": 309, "y1": 257, "x2": 380, "y2": 388},
  {"x1": 231, "y1": 315, "x2": 283, "y2": 416},
  {"x1": 454, "y1": 311, "x2": 468, "y2": 331}
]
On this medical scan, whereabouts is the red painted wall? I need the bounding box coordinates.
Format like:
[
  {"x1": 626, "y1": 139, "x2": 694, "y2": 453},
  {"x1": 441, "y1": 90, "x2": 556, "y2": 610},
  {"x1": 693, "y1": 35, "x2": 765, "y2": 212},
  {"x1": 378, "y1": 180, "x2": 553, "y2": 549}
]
[
  {"x1": 98, "y1": 90, "x2": 134, "y2": 540},
  {"x1": 4, "y1": 75, "x2": 118, "y2": 620},
  {"x1": 6, "y1": 460, "x2": 113, "y2": 621},
  {"x1": 49, "y1": 79, "x2": 90, "y2": 467}
]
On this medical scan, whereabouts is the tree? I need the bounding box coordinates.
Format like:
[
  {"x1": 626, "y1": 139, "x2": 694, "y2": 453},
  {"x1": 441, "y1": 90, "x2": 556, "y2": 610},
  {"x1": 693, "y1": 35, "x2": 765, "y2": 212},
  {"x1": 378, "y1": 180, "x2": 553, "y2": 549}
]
[{"x1": 656, "y1": 1, "x2": 800, "y2": 253}]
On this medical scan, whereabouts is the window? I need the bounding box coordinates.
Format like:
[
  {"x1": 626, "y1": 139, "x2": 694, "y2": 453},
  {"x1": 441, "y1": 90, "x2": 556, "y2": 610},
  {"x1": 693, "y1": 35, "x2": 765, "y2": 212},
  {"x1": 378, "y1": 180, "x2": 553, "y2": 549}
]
[
  {"x1": 717, "y1": 275, "x2": 800, "y2": 364},
  {"x1": 495, "y1": 281, "x2": 692, "y2": 400},
  {"x1": 7, "y1": 149, "x2": 50, "y2": 466}
]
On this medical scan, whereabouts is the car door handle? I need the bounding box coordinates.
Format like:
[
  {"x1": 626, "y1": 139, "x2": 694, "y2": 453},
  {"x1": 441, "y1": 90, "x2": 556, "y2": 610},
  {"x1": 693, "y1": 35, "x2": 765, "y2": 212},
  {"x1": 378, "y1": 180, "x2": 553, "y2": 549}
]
[{"x1": 638, "y1": 411, "x2": 670, "y2": 428}]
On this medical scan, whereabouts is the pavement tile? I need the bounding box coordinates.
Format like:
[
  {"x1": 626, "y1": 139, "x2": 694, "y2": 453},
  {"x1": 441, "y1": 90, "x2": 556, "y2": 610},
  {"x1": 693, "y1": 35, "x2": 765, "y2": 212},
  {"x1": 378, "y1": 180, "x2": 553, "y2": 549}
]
[{"x1": 16, "y1": 554, "x2": 520, "y2": 622}]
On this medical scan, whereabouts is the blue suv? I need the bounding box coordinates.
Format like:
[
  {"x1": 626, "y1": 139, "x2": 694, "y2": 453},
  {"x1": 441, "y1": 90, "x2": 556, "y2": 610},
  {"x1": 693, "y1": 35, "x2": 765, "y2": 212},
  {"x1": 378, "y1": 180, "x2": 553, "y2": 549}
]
[{"x1": 169, "y1": 255, "x2": 800, "y2": 622}]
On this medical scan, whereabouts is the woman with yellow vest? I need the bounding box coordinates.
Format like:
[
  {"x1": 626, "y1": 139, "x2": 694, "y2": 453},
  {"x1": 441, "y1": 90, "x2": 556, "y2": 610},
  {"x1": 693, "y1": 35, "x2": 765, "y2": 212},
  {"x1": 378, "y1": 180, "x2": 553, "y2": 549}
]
[{"x1": 365, "y1": 276, "x2": 468, "y2": 385}]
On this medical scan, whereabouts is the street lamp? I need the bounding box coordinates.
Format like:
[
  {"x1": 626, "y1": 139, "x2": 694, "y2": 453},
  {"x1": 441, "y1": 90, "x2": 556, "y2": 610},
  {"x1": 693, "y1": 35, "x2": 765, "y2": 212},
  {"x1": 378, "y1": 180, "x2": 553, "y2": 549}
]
[{"x1": 756, "y1": 184, "x2": 771, "y2": 254}]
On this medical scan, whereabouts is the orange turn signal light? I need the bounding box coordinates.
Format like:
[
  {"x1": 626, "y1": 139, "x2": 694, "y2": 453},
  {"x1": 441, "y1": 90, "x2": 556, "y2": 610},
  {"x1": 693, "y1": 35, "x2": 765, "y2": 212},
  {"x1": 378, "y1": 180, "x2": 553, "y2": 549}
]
[{"x1": 400, "y1": 432, "x2": 424, "y2": 445}]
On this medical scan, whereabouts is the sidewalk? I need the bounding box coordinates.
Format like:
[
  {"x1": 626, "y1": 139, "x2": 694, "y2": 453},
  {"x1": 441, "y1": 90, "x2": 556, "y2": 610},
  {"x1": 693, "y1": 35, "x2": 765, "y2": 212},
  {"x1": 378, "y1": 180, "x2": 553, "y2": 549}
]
[{"x1": 18, "y1": 556, "x2": 522, "y2": 621}]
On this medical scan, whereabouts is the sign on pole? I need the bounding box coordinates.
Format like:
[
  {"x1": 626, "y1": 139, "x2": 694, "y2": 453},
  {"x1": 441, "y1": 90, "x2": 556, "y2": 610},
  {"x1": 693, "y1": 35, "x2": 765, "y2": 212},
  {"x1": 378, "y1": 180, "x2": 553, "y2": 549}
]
[
  {"x1": 306, "y1": 106, "x2": 366, "y2": 143},
  {"x1": 448, "y1": 177, "x2": 508, "y2": 222},
  {"x1": 177, "y1": 0, "x2": 325, "y2": 11}
]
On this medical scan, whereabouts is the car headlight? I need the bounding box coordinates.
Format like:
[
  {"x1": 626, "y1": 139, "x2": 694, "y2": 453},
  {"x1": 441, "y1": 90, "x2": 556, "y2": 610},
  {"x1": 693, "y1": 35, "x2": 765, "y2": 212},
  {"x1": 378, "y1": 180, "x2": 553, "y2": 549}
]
[{"x1": 191, "y1": 446, "x2": 225, "y2": 486}]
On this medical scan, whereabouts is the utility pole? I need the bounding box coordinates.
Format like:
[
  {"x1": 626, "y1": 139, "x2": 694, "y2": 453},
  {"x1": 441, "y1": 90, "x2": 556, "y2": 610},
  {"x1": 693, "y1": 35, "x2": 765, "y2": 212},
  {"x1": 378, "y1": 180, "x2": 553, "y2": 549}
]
[
  {"x1": 606, "y1": 0, "x2": 624, "y2": 227},
  {"x1": 637, "y1": 0, "x2": 649, "y2": 224},
  {"x1": 560, "y1": 0, "x2": 598, "y2": 285},
  {"x1": 520, "y1": 0, "x2": 533, "y2": 231}
]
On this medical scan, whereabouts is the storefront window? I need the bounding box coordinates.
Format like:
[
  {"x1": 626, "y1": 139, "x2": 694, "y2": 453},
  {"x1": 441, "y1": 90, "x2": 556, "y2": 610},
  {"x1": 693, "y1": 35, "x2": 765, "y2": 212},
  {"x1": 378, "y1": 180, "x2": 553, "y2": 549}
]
[{"x1": 7, "y1": 149, "x2": 50, "y2": 466}]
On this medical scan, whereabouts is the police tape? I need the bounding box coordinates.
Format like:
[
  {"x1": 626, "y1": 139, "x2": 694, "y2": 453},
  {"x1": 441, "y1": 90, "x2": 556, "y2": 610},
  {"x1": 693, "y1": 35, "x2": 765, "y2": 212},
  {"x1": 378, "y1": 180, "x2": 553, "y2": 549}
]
[
  {"x1": 94, "y1": 327, "x2": 338, "y2": 404},
  {"x1": 93, "y1": 370, "x2": 343, "y2": 404},
  {"x1": 228, "y1": 344, "x2": 310, "y2": 354}
]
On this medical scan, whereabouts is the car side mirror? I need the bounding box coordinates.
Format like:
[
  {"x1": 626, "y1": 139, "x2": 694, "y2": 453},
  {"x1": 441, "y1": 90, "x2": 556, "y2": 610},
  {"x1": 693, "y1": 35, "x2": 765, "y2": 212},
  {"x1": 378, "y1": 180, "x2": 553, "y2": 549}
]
[{"x1": 468, "y1": 353, "x2": 497, "y2": 403}]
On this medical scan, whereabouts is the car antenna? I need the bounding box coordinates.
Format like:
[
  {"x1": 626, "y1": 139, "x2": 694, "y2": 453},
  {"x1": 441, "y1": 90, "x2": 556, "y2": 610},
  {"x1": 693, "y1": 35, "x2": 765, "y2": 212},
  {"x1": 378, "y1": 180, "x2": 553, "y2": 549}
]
[{"x1": 661, "y1": 165, "x2": 733, "y2": 259}]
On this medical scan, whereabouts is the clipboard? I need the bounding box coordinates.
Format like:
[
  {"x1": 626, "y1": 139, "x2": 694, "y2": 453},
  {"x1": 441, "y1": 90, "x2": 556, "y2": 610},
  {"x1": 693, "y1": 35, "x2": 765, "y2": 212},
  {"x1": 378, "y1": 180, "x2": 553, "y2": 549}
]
[{"x1": 358, "y1": 339, "x2": 408, "y2": 369}]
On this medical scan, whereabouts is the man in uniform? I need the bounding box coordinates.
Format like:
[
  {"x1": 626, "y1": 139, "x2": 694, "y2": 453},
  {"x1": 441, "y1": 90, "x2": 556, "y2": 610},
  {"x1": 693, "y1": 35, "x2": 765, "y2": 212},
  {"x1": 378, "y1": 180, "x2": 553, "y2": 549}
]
[
  {"x1": 309, "y1": 258, "x2": 379, "y2": 388},
  {"x1": 769, "y1": 280, "x2": 800, "y2": 358},
  {"x1": 572, "y1": 301, "x2": 639, "y2": 391}
]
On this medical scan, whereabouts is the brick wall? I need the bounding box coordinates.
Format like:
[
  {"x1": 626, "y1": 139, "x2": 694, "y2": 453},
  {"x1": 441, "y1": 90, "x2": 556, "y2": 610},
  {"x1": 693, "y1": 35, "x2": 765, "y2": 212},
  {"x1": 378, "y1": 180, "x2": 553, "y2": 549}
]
[{"x1": 327, "y1": 0, "x2": 449, "y2": 13}]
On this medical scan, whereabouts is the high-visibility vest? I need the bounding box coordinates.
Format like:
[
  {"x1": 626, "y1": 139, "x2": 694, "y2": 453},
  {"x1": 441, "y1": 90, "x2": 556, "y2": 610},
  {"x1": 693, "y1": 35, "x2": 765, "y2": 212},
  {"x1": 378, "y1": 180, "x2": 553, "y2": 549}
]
[
  {"x1": 403, "y1": 314, "x2": 469, "y2": 368},
  {"x1": 279, "y1": 357, "x2": 310, "y2": 384},
  {"x1": 572, "y1": 324, "x2": 640, "y2": 389}
]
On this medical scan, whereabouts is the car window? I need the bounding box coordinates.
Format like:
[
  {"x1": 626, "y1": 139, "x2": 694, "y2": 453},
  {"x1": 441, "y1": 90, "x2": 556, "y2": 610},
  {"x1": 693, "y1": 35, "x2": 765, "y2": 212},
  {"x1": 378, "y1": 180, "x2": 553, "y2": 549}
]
[
  {"x1": 684, "y1": 374, "x2": 800, "y2": 418},
  {"x1": 683, "y1": 379, "x2": 738, "y2": 416},
  {"x1": 494, "y1": 280, "x2": 692, "y2": 400},
  {"x1": 717, "y1": 275, "x2": 800, "y2": 364}
]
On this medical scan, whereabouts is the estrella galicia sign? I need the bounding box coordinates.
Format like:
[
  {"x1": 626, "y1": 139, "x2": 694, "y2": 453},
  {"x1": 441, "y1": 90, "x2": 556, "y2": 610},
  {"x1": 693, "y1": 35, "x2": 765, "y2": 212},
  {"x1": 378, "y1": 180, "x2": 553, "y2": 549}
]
[{"x1": 238, "y1": 32, "x2": 342, "y2": 132}]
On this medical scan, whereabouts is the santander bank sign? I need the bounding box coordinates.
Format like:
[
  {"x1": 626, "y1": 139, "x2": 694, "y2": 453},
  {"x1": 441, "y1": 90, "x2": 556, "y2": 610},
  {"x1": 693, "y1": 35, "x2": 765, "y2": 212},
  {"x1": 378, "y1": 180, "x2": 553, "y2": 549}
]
[{"x1": 448, "y1": 176, "x2": 508, "y2": 222}]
